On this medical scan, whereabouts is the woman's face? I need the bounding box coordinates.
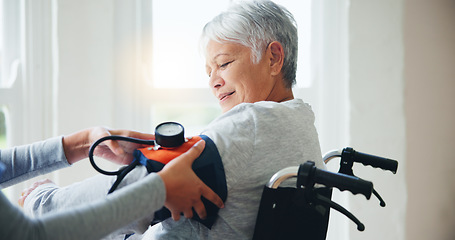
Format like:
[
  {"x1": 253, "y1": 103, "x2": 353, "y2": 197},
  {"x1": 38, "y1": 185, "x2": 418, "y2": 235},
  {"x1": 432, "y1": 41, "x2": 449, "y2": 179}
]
[{"x1": 205, "y1": 40, "x2": 277, "y2": 113}]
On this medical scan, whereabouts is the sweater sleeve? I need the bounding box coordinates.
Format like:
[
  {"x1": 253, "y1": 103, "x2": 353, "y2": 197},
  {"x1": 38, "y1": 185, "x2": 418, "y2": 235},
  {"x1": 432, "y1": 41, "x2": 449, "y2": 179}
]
[
  {"x1": 0, "y1": 136, "x2": 69, "y2": 187},
  {"x1": 24, "y1": 165, "x2": 155, "y2": 237},
  {"x1": 0, "y1": 172, "x2": 166, "y2": 240}
]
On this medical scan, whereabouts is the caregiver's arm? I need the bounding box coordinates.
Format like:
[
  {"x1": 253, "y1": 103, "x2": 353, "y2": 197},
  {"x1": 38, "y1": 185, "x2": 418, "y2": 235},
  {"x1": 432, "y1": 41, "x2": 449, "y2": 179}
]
[
  {"x1": 0, "y1": 127, "x2": 154, "y2": 187},
  {"x1": 0, "y1": 136, "x2": 68, "y2": 187},
  {"x1": 1, "y1": 173, "x2": 165, "y2": 240},
  {"x1": 1, "y1": 140, "x2": 223, "y2": 240}
]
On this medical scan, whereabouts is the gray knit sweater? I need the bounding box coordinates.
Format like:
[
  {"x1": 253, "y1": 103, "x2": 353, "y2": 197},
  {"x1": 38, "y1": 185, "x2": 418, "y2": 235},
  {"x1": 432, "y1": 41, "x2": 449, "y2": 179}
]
[{"x1": 0, "y1": 136, "x2": 165, "y2": 240}]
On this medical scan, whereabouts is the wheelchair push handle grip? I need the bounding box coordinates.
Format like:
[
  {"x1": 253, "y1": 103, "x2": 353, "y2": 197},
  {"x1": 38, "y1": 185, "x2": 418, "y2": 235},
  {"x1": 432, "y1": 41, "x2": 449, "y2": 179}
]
[
  {"x1": 298, "y1": 162, "x2": 373, "y2": 199},
  {"x1": 342, "y1": 147, "x2": 398, "y2": 173},
  {"x1": 315, "y1": 169, "x2": 373, "y2": 199}
]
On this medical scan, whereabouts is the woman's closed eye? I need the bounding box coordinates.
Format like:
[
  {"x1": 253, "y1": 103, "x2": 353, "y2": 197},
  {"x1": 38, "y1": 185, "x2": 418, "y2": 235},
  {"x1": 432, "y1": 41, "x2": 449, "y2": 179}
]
[
  {"x1": 220, "y1": 61, "x2": 233, "y2": 69},
  {"x1": 206, "y1": 60, "x2": 233, "y2": 78}
]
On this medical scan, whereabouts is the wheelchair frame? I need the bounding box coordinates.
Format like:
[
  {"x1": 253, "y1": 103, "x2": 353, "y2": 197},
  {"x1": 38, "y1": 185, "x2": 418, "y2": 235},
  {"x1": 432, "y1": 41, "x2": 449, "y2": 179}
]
[{"x1": 252, "y1": 147, "x2": 398, "y2": 240}]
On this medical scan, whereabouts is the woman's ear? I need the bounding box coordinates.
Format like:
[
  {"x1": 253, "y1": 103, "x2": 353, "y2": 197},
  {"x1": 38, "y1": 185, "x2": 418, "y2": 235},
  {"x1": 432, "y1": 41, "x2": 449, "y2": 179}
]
[{"x1": 268, "y1": 41, "x2": 285, "y2": 76}]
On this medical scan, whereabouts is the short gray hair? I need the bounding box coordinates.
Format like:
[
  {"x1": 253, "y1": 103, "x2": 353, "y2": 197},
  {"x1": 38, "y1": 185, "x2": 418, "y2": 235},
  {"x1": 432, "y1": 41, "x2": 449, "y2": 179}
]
[{"x1": 201, "y1": 0, "x2": 298, "y2": 88}]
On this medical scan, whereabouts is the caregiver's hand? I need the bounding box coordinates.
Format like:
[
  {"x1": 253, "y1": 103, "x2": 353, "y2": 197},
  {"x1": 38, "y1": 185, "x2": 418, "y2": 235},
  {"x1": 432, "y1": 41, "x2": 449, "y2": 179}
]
[
  {"x1": 63, "y1": 127, "x2": 155, "y2": 165},
  {"x1": 158, "y1": 140, "x2": 224, "y2": 221}
]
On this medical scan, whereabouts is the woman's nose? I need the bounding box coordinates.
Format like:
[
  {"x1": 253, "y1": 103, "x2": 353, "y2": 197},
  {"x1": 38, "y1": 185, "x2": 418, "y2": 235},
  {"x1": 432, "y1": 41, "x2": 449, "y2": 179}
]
[{"x1": 209, "y1": 72, "x2": 224, "y2": 89}]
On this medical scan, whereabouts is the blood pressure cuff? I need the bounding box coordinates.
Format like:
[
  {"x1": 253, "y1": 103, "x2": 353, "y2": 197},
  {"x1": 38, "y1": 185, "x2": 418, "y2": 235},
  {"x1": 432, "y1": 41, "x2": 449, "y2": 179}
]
[{"x1": 133, "y1": 135, "x2": 227, "y2": 229}]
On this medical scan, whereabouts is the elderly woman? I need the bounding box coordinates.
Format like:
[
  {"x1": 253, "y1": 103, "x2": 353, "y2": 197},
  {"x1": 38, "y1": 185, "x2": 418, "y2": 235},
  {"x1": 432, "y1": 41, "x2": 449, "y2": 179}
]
[{"x1": 23, "y1": 0, "x2": 325, "y2": 239}]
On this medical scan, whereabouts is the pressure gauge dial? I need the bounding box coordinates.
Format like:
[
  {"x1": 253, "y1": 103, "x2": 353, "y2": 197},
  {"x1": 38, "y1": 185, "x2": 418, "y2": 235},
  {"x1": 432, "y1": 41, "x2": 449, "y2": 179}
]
[{"x1": 154, "y1": 122, "x2": 185, "y2": 148}]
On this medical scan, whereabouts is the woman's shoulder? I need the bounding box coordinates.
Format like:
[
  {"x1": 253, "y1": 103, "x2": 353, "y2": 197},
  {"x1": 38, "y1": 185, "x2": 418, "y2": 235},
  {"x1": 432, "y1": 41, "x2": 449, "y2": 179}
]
[
  {"x1": 223, "y1": 98, "x2": 311, "y2": 114},
  {"x1": 241, "y1": 99, "x2": 315, "y2": 122},
  {"x1": 204, "y1": 99, "x2": 315, "y2": 131}
]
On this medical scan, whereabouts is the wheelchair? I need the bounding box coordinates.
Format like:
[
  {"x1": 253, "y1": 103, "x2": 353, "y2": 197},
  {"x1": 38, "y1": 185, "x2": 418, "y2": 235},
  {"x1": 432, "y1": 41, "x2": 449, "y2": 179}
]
[{"x1": 252, "y1": 147, "x2": 398, "y2": 240}]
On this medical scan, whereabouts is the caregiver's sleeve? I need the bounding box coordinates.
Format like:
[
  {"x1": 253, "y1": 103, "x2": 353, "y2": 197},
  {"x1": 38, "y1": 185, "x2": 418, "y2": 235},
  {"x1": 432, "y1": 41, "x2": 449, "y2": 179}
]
[
  {"x1": 0, "y1": 136, "x2": 69, "y2": 187},
  {"x1": 0, "y1": 172, "x2": 165, "y2": 240}
]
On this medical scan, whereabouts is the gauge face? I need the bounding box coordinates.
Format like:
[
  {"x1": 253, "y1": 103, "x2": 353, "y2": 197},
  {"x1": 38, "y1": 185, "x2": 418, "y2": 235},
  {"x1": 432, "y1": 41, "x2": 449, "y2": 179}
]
[
  {"x1": 155, "y1": 122, "x2": 185, "y2": 148},
  {"x1": 155, "y1": 122, "x2": 183, "y2": 136}
]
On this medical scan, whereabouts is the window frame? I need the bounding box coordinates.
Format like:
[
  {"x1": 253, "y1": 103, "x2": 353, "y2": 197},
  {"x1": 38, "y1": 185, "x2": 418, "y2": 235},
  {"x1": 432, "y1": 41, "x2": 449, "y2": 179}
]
[{"x1": 1, "y1": 0, "x2": 57, "y2": 202}]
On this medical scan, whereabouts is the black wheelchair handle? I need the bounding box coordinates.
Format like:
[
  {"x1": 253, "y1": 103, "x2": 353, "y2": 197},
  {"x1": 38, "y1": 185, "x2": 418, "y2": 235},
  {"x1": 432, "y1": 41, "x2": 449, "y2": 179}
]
[
  {"x1": 298, "y1": 162, "x2": 373, "y2": 199},
  {"x1": 342, "y1": 147, "x2": 398, "y2": 173},
  {"x1": 314, "y1": 168, "x2": 373, "y2": 200}
]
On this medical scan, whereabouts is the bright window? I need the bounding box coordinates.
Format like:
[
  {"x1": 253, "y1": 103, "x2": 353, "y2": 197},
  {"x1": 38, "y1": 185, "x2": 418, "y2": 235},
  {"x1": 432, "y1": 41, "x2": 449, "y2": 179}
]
[
  {"x1": 0, "y1": 0, "x2": 57, "y2": 202},
  {"x1": 0, "y1": 0, "x2": 21, "y2": 199},
  {"x1": 151, "y1": 0, "x2": 230, "y2": 88},
  {"x1": 0, "y1": 1, "x2": 8, "y2": 149},
  {"x1": 151, "y1": 0, "x2": 312, "y2": 89},
  {"x1": 274, "y1": 0, "x2": 312, "y2": 88},
  {"x1": 0, "y1": 0, "x2": 3, "y2": 85},
  {"x1": 1, "y1": 0, "x2": 22, "y2": 150},
  {"x1": 0, "y1": 0, "x2": 21, "y2": 88}
]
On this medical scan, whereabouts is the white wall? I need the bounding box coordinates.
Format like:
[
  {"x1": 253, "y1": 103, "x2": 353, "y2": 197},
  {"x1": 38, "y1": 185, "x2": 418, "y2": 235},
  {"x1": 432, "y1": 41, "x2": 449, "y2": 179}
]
[
  {"x1": 53, "y1": 0, "x2": 117, "y2": 185},
  {"x1": 348, "y1": 1, "x2": 406, "y2": 239},
  {"x1": 404, "y1": 1, "x2": 455, "y2": 240},
  {"x1": 56, "y1": 0, "x2": 115, "y2": 133},
  {"x1": 348, "y1": 1, "x2": 455, "y2": 240}
]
